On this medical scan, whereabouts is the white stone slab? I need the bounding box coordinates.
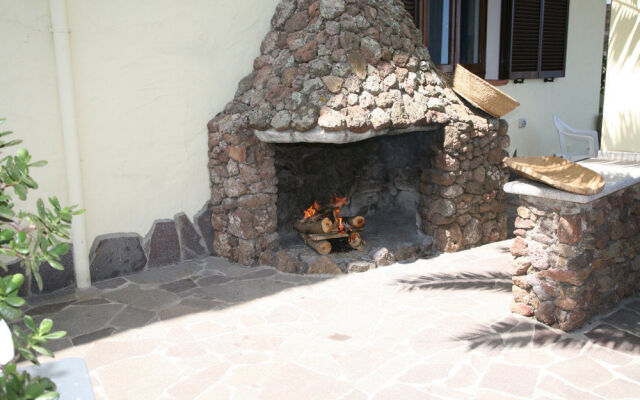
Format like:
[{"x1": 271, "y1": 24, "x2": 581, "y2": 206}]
[
  {"x1": 254, "y1": 125, "x2": 438, "y2": 144},
  {"x1": 503, "y1": 157, "x2": 640, "y2": 204},
  {"x1": 598, "y1": 150, "x2": 640, "y2": 162},
  {"x1": 21, "y1": 358, "x2": 95, "y2": 400}
]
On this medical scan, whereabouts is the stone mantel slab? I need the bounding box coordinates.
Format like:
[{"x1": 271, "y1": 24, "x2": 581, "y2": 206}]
[
  {"x1": 254, "y1": 126, "x2": 438, "y2": 144},
  {"x1": 504, "y1": 157, "x2": 640, "y2": 204}
]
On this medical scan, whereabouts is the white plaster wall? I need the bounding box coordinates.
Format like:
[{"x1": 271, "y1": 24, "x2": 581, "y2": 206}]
[
  {"x1": 0, "y1": 0, "x2": 69, "y2": 208},
  {"x1": 494, "y1": 0, "x2": 606, "y2": 157},
  {"x1": 602, "y1": 0, "x2": 640, "y2": 154},
  {"x1": 65, "y1": 0, "x2": 280, "y2": 242}
]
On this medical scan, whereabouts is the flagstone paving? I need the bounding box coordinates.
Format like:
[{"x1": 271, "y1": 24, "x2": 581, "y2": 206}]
[{"x1": 23, "y1": 240, "x2": 640, "y2": 399}]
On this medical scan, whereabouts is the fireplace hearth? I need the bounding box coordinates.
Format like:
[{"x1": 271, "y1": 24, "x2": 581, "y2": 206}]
[{"x1": 206, "y1": 0, "x2": 511, "y2": 269}]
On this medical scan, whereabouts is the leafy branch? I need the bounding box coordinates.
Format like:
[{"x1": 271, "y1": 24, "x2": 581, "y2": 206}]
[{"x1": 0, "y1": 118, "x2": 83, "y2": 399}]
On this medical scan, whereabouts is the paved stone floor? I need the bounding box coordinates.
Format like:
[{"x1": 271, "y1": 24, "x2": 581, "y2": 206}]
[{"x1": 23, "y1": 240, "x2": 640, "y2": 399}]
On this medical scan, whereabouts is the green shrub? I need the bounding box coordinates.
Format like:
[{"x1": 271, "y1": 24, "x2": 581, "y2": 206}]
[{"x1": 0, "y1": 118, "x2": 83, "y2": 399}]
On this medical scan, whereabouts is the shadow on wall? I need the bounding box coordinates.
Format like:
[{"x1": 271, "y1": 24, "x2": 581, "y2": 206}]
[{"x1": 602, "y1": 0, "x2": 640, "y2": 153}]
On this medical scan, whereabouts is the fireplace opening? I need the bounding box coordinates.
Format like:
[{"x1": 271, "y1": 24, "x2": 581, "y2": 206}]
[{"x1": 274, "y1": 130, "x2": 439, "y2": 269}]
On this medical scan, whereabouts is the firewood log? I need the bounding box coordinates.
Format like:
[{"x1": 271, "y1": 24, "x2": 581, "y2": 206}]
[
  {"x1": 348, "y1": 232, "x2": 363, "y2": 249},
  {"x1": 294, "y1": 217, "x2": 333, "y2": 234},
  {"x1": 299, "y1": 233, "x2": 332, "y2": 255},
  {"x1": 346, "y1": 216, "x2": 365, "y2": 229}
]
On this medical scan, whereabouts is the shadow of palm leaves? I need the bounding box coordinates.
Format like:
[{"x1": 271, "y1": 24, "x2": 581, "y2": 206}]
[
  {"x1": 396, "y1": 271, "x2": 512, "y2": 293},
  {"x1": 454, "y1": 318, "x2": 590, "y2": 351}
]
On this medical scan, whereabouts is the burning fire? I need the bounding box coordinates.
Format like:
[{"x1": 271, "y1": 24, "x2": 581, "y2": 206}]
[
  {"x1": 330, "y1": 195, "x2": 348, "y2": 232},
  {"x1": 302, "y1": 195, "x2": 350, "y2": 234},
  {"x1": 303, "y1": 201, "x2": 321, "y2": 219}
]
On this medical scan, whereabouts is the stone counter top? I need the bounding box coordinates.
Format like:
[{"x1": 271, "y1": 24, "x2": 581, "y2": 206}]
[{"x1": 504, "y1": 157, "x2": 640, "y2": 204}]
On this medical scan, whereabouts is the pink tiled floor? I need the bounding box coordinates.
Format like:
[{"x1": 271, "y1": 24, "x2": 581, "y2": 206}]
[{"x1": 26, "y1": 240, "x2": 640, "y2": 399}]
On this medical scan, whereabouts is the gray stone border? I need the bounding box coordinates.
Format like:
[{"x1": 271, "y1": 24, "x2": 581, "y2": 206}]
[{"x1": 19, "y1": 201, "x2": 214, "y2": 297}]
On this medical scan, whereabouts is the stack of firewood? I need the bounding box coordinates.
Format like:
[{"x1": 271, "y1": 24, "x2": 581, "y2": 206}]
[{"x1": 293, "y1": 197, "x2": 365, "y2": 255}]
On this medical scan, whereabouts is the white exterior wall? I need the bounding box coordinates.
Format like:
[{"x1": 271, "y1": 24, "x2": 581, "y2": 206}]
[
  {"x1": 0, "y1": 0, "x2": 606, "y2": 249},
  {"x1": 68, "y1": 0, "x2": 280, "y2": 242},
  {"x1": 0, "y1": 1, "x2": 69, "y2": 208},
  {"x1": 1, "y1": 0, "x2": 279, "y2": 245},
  {"x1": 488, "y1": 0, "x2": 606, "y2": 157},
  {"x1": 602, "y1": 0, "x2": 640, "y2": 154}
]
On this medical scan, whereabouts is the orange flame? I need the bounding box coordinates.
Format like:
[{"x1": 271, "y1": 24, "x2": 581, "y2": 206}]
[
  {"x1": 302, "y1": 195, "x2": 351, "y2": 234},
  {"x1": 303, "y1": 201, "x2": 321, "y2": 220},
  {"x1": 337, "y1": 216, "x2": 345, "y2": 232},
  {"x1": 330, "y1": 194, "x2": 349, "y2": 233}
]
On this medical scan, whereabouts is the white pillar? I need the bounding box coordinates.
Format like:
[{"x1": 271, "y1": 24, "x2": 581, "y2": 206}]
[{"x1": 49, "y1": 0, "x2": 91, "y2": 288}]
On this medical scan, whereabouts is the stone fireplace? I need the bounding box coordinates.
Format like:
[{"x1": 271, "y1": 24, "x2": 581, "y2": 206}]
[{"x1": 206, "y1": 0, "x2": 511, "y2": 269}]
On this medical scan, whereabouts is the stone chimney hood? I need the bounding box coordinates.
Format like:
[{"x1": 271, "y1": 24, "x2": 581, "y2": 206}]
[
  {"x1": 206, "y1": 0, "x2": 511, "y2": 267},
  {"x1": 209, "y1": 0, "x2": 493, "y2": 145}
]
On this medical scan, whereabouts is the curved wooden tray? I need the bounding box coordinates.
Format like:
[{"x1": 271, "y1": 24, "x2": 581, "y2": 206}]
[{"x1": 505, "y1": 156, "x2": 605, "y2": 195}]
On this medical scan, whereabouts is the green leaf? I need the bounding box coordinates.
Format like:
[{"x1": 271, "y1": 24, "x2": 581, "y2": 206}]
[
  {"x1": 5, "y1": 294, "x2": 25, "y2": 308},
  {"x1": 36, "y1": 392, "x2": 60, "y2": 400},
  {"x1": 36, "y1": 199, "x2": 45, "y2": 218},
  {"x1": 15, "y1": 148, "x2": 28, "y2": 160},
  {"x1": 32, "y1": 345, "x2": 53, "y2": 358},
  {"x1": 46, "y1": 260, "x2": 64, "y2": 271},
  {"x1": 0, "y1": 206, "x2": 15, "y2": 217},
  {"x1": 25, "y1": 381, "x2": 47, "y2": 398},
  {"x1": 6, "y1": 273, "x2": 24, "y2": 294},
  {"x1": 3, "y1": 139, "x2": 22, "y2": 147},
  {"x1": 24, "y1": 315, "x2": 36, "y2": 332},
  {"x1": 42, "y1": 330, "x2": 66, "y2": 340},
  {"x1": 29, "y1": 160, "x2": 47, "y2": 168},
  {"x1": 22, "y1": 176, "x2": 38, "y2": 190},
  {"x1": 38, "y1": 319, "x2": 53, "y2": 335},
  {"x1": 48, "y1": 243, "x2": 69, "y2": 256},
  {"x1": 13, "y1": 184, "x2": 26, "y2": 201},
  {"x1": 48, "y1": 197, "x2": 60, "y2": 211},
  {"x1": 15, "y1": 244, "x2": 31, "y2": 255},
  {"x1": 14, "y1": 231, "x2": 26, "y2": 244},
  {"x1": 18, "y1": 347, "x2": 36, "y2": 364},
  {"x1": 0, "y1": 228, "x2": 15, "y2": 243},
  {"x1": 32, "y1": 269, "x2": 43, "y2": 292},
  {"x1": 0, "y1": 302, "x2": 21, "y2": 321}
]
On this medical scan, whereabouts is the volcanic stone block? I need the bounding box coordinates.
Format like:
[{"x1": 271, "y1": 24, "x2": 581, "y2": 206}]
[
  {"x1": 194, "y1": 202, "x2": 215, "y2": 255},
  {"x1": 143, "y1": 220, "x2": 181, "y2": 268},
  {"x1": 3, "y1": 250, "x2": 75, "y2": 296},
  {"x1": 174, "y1": 212, "x2": 207, "y2": 259},
  {"x1": 90, "y1": 233, "x2": 147, "y2": 282}
]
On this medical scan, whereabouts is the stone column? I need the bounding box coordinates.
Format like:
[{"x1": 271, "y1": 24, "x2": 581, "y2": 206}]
[
  {"x1": 420, "y1": 116, "x2": 510, "y2": 252},
  {"x1": 207, "y1": 112, "x2": 279, "y2": 266},
  {"x1": 510, "y1": 184, "x2": 640, "y2": 331}
]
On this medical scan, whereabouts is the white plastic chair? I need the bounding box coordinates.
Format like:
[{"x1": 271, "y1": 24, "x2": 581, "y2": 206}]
[{"x1": 554, "y1": 115, "x2": 600, "y2": 162}]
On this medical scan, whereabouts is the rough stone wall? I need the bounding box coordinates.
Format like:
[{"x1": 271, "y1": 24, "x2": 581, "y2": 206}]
[
  {"x1": 420, "y1": 119, "x2": 510, "y2": 252},
  {"x1": 509, "y1": 184, "x2": 640, "y2": 331},
  {"x1": 206, "y1": 0, "x2": 511, "y2": 265},
  {"x1": 208, "y1": 126, "x2": 280, "y2": 266}
]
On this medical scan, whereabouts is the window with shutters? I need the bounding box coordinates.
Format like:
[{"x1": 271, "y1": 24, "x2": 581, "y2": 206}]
[
  {"x1": 500, "y1": 0, "x2": 570, "y2": 79},
  {"x1": 403, "y1": 0, "x2": 487, "y2": 76}
]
